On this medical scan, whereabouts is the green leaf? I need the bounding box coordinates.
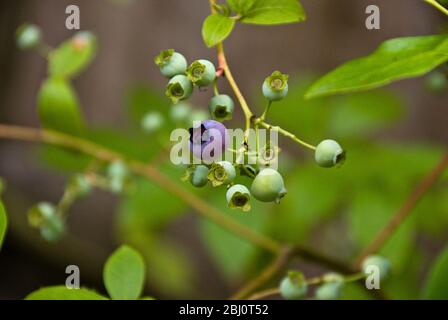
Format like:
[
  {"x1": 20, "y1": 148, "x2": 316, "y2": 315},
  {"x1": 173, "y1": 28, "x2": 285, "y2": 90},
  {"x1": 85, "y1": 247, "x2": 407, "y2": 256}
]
[
  {"x1": 103, "y1": 245, "x2": 145, "y2": 300},
  {"x1": 423, "y1": 246, "x2": 448, "y2": 299},
  {"x1": 229, "y1": 0, "x2": 306, "y2": 25},
  {"x1": 306, "y1": 35, "x2": 448, "y2": 98},
  {"x1": 0, "y1": 201, "x2": 7, "y2": 250},
  {"x1": 26, "y1": 286, "x2": 107, "y2": 300},
  {"x1": 37, "y1": 78, "x2": 85, "y2": 136},
  {"x1": 49, "y1": 32, "x2": 97, "y2": 79},
  {"x1": 202, "y1": 14, "x2": 235, "y2": 47}
]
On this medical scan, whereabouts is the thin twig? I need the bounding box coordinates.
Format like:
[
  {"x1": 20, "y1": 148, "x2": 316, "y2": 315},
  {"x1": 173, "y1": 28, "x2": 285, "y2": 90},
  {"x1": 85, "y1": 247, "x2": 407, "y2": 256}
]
[
  {"x1": 247, "y1": 287, "x2": 280, "y2": 300},
  {"x1": 424, "y1": 0, "x2": 448, "y2": 16},
  {"x1": 354, "y1": 152, "x2": 448, "y2": 266}
]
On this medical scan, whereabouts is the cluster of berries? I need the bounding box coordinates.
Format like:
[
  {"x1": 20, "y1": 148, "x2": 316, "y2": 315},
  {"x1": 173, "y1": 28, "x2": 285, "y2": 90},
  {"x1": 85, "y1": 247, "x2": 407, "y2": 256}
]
[
  {"x1": 155, "y1": 49, "x2": 345, "y2": 212},
  {"x1": 279, "y1": 255, "x2": 391, "y2": 300}
]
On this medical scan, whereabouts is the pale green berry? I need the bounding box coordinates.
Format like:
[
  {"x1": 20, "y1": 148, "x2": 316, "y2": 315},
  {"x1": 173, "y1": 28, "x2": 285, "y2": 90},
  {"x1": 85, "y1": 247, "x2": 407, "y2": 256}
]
[
  {"x1": 315, "y1": 273, "x2": 345, "y2": 300},
  {"x1": 16, "y1": 23, "x2": 42, "y2": 49},
  {"x1": 208, "y1": 161, "x2": 236, "y2": 187},
  {"x1": 251, "y1": 168, "x2": 287, "y2": 203},
  {"x1": 141, "y1": 111, "x2": 165, "y2": 133},
  {"x1": 190, "y1": 165, "x2": 209, "y2": 188},
  {"x1": 166, "y1": 75, "x2": 193, "y2": 104},
  {"x1": 187, "y1": 59, "x2": 216, "y2": 87},
  {"x1": 279, "y1": 271, "x2": 307, "y2": 300},
  {"x1": 226, "y1": 184, "x2": 251, "y2": 212},
  {"x1": 170, "y1": 102, "x2": 191, "y2": 122},
  {"x1": 315, "y1": 282, "x2": 344, "y2": 300},
  {"x1": 315, "y1": 139, "x2": 345, "y2": 168},
  {"x1": 40, "y1": 214, "x2": 65, "y2": 242},
  {"x1": 362, "y1": 255, "x2": 391, "y2": 280},
  {"x1": 425, "y1": 71, "x2": 447, "y2": 93},
  {"x1": 107, "y1": 161, "x2": 129, "y2": 193},
  {"x1": 27, "y1": 202, "x2": 56, "y2": 228},
  {"x1": 209, "y1": 94, "x2": 234, "y2": 121},
  {"x1": 68, "y1": 174, "x2": 92, "y2": 197},
  {"x1": 262, "y1": 71, "x2": 289, "y2": 101},
  {"x1": 154, "y1": 49, "x2": 187, "y2": 78}
]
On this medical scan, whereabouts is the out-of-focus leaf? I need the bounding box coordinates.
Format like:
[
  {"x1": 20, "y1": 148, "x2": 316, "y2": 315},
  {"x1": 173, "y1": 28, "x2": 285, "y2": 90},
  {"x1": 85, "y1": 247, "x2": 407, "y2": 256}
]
[
  {"x1": 228, "y1": 0, "x2": 306, "y2": 25},
  {"x1": 268, "y1": 164, "x2": 344, "y2": 243},
  {"x1": 0, "y1": 201, "x2": 7, "y2": 250},
  {"x1": 48, "y1": 32, "x2": 97, "y2": 78},
  {"x1": 127, "y1": 85, "x2": 170, "y2": 126},
  {"x1": 348, "y1": 189, "x2": 415, "y2": 273},
  {"x1": 306, "y1": 35, "x2": 448, "y2": 98},
  {"x1": 37, "y1": 146, "x2": 92, "y2": 173},
  {"x1": 26, "y1": 286, "x2": 107, "y2": 300},
  {"x1": 200, "y1": 191, "x2": 268, "y2": 280},
  {"x1": 328, "y1": 90, "x2": 404, "y2": 138},
  {"x1": 121, "y1": 233, "x2": 196, "y2": 297},
  {"x1": 202, "y1": 14, "x2": 235, "y2": 47},
  {"x1": 103, "y1": 245, "x2": 145, "y2": 300},
  {"x1": 423, "y1": 246, "x2": 448, "y2": 299},
  {"x1": 37, "y1": 78, "x2": 85, "y2": 136}
]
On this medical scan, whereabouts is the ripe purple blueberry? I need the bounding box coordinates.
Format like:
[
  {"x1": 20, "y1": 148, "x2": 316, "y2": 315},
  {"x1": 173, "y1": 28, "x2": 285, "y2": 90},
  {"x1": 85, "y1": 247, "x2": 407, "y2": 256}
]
[{"x1": 189, "y1": 120, "x2": 229, "y2": 162}]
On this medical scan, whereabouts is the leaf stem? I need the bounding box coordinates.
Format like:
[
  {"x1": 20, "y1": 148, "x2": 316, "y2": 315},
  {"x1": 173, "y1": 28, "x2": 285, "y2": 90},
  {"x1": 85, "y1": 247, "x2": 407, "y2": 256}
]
[
  {"x1": 424, "y1": 0, "x2": 448, "y2": 16},
  {"x1": 354, "y1": 152, "x2": 448, "y2": 267}
]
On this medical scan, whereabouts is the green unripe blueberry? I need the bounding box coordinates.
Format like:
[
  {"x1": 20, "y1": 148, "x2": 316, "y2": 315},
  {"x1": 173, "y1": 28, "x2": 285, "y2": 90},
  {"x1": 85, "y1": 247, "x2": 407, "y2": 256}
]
[
  {"x1": 170, "y1": 102, "x2": 191, "y2": 122},
  {"x1": 315, "y1": 139, "x2": 345, "y2": 168},
  {"x1": 209, "y1": 94, "x2": 234, "y2": 121},
  {"x1": 166, "y1": 75, "x2": 193, "y2": 104},
  {"x1": 262, "y1": 71, "x2": 289, "y2": 101},
  {"x1": 226, "y1": 184, "x2": 251, "y2": 212},
  {"x1": 40, "y1": 214, "x2": 65, "y2": 242},
  {"x1": 187, "y1": 59, "x2": 216, "y2": 87},
  {"x1": 279, "y1": 271, "x2": 307, "y2": 300},
  {"x1": 251, "y1": 168, "x2": 287, "y2": 203},
  {"x1": 190, "y1": 165, "x2": 209, "y2": 188},
  {"x1": 68, "y1": 174, "x2": 92, "y2": 197},
  {"x1": 16, "y1": 23, "x2": 42, "y2": 49},
  {"x1": 141, "y1": 111, "x2": 165, "y2": 133},
  {"x1": 425, "y1": 71, "x2": 447, "y2": 93},
  {"x1": 154, "y1": 49, "x2": 188, "y2": 78},
  {"x1": 362, "y1": 255, "x2": 391, "y2": 281},
  {"x1": 208, "y1": 161, "x2": 236, "y2": 187},
  {"x1": 315, "y1": 273, "x2": 345, "y2": 300},
  {"x1": 107, "y1": 161, "x2": 129, "y2": 193}
]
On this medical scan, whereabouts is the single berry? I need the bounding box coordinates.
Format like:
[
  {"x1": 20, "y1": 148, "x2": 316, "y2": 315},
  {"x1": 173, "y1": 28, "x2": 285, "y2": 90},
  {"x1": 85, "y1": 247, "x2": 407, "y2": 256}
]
[
  {"x1": 27, "y1": 202, "x2": 65, "y2": 242},
  {"x1": 315, "y1": 139, "x2": 345, "y2": 168},
  {"x1": 251, "y1": 168, "x2": 287, "y2": 203},
  {"x1": 226, "y1": 184, "x2": 251, "y2": 212},
  {"x1": 183, "y1": 165, "x2": 209, "y2": 188},
  {"x1": 208, "y1": 161, "x2": 236, "y2": 187},
  {"x1": 68, "y1": 174, "x2": 92, "y2": 197},
  {"x1": 279, "y1": 271, "x2": 307, "y2": 300},
  {"x1": 425, "y1": 71, "x2": 447, "y2": 93},
  {"x1": 141, "y1": 111, "x2": 165, "y2": 133},
  {"x1": 315, "y1": 272, "x2": 345, "y2": 300},
  {"x1": 154, "y1": 49, "x2": 188, "y2": 78},
  {"x1": 16, "y1": 23, "x2": 42, "y2": 49},
  {"x1": 189, "y1": 120, "x2": 229, "y2": 163},
  {"x1": 209, "y1": 94, "x2": 234, "y2": 121},
  {"x1": 170, "y1": 102, "x2": 191, "y2": 122},
  {"x1": 187, "y1": 59, "x2": 216, "y2": 87},
  {"x1": 107, "y1": 161, "x2": 129, "y2": 193},
  {"x1": 166, "y1": 75, "x2": 193, "y2": 104},
  {"x1": 262, "y1": 71, "x2": 289, "y2": 101},
  {"x1": 362, "y1": 255, "x2": 391, "y2": 281}
]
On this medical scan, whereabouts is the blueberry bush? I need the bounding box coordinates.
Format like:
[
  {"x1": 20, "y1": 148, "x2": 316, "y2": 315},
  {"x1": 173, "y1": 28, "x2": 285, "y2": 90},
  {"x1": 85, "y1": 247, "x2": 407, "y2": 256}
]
[{"x1": 0, "y1": 0, "x2": 448, "y2": 300}]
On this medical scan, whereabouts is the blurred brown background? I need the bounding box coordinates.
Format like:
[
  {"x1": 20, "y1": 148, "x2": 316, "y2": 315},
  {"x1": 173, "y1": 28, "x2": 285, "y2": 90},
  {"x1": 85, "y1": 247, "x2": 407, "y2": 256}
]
[{"x1": 0, "y1": 0, "x2": 446, "y2": 299}]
